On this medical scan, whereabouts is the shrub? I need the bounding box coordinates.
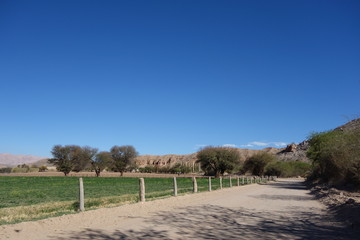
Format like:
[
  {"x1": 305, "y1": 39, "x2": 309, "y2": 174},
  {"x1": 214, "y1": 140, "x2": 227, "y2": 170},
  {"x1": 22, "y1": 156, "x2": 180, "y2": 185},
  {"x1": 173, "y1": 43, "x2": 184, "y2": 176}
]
[
  {"x1": 265, "y1": 161, "x2": 311, "y2": 177},
  {"x1": 0, "y1": 168, "x2": 12, "y2": 173},
  {"x1": 307, "y1": 129, "x2": 360, "y2": 186},
  {"x1": 243, "y1": 152, "x2": 276, "y2": 176}
]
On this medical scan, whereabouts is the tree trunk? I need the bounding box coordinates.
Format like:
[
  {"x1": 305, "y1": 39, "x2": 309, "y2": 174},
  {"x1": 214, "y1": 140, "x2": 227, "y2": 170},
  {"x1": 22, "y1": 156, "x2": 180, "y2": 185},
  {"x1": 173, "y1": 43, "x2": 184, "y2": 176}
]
[{"x1": 120, "y1": 171, "x2": 124, "y2": 177}]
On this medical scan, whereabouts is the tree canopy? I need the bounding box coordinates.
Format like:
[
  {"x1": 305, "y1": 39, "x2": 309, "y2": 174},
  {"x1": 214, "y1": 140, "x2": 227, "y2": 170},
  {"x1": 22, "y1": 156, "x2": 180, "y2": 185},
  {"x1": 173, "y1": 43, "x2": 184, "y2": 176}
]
[
  {"x1": 91, "y1": 151, "x2": 112, "y2": 177},
  {"x1": 243, "y1": 152, "x2": 276, "y2": 176},
  {"x1": 48, "y1": 145, "x2": 76, "y2": 176},
  {"x1": 196, "y1": 146, "x2": 240, "y2": 177},
  {"x1": 110, "y1": 145, "x2": 138, "y2": 176},
  {"x1": 48, "y1": 145, "x2": 98, "y2": 176}
]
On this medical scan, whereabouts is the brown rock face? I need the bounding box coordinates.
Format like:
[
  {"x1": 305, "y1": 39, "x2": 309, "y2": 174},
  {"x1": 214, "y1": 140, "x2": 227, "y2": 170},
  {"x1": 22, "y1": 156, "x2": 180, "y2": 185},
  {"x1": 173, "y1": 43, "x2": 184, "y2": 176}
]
[
  {"x1": 134, "y1": 147, "x2": 283, "y2": 168},
  {"x1": 284, "y1": 144, "x2": 297, "y2": 152}
]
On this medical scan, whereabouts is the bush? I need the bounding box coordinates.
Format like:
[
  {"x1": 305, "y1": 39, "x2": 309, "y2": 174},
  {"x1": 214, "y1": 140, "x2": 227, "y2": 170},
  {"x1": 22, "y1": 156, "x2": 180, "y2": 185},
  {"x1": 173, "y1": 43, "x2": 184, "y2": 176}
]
[
  {"x1": 169, "y1": 163, "x2": 191, "y2": 174},
  {"x1": 265, "y1": 161, "x2": 311, "y2": 177},
  {"x1": 243, "y1": 152, "x2": 276, "y2": 176},
  {"x1": 307, "y1": 129, "x2": 360, "y2": 186},
  {"x1": 39, "y1": 166, "x2": 48, "y2": 172},
  {"x1": 0, "y1": 168, "x2": 12, "y2": 173}
]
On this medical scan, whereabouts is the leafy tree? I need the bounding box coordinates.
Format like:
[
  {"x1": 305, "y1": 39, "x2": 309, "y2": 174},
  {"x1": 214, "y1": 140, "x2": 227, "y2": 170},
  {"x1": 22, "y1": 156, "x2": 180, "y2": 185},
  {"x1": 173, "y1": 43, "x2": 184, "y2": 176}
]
[
  {"x1": 48, "y1": 145, "x2": 75, "y2": 176},
  {"x1": 73, "y1": 146, "x2": 98, "y2": 172},
  {"x1": 72, "y1": 146, "x2": 98, "y2": 172},
  {"x1": 243, "y1": 152, "x2": 276, "y2": 176},
  {"x1": 196, "y1": 146, "x2": 240, "y2": 177},
  {"x1": 49, "y1": 145, "x2": 98, "y2": 175},
  {"x1": 110, "y1": 145, "x2": 138, "y2": 176},
  {"x1": 91, "y1": 151, "x2": 112, "y2": 177}
]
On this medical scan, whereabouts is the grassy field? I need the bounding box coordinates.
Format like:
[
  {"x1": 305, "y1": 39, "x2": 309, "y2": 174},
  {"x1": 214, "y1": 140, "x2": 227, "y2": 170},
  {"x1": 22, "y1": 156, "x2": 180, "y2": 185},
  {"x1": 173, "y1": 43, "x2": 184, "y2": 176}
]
[{"x1": 0, "y1": 176, "x2": 253, "y2": 225}]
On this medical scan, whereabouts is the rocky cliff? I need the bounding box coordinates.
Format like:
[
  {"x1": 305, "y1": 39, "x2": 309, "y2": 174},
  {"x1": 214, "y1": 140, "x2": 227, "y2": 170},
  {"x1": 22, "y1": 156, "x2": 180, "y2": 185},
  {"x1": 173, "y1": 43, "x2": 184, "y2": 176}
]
[{"x1": 134, "y1": 147, "x2": 282, "y2": 167}]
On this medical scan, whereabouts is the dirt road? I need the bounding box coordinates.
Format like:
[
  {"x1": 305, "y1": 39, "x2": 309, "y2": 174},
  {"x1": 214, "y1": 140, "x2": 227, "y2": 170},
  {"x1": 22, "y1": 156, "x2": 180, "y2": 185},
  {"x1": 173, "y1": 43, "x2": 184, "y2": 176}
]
[{"x1": 0, "y1": 179, "x2": 354, "y2": 239}]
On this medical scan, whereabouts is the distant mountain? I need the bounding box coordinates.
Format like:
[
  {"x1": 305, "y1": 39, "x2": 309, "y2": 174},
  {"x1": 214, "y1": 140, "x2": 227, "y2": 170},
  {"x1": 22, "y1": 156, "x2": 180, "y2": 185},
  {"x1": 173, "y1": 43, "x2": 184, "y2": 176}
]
[{"x1": 0, "y1": 153, "x2": 48, "y2": 167}]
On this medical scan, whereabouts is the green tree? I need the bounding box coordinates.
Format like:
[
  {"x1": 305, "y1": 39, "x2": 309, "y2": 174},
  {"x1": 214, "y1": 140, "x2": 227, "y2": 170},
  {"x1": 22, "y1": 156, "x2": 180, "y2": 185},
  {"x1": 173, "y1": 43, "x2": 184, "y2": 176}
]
[
  {"x1": 48, "y1": 145, "x2": 75, "y2": 176},
  {"x1": 110, "y1": 145, "x2": 138, "y2": 176},
  {"x1": 72, "y1": 146, "x2": 98, "y2": 172},
  {"x1": 196, "y1": 146, "x2": 240, "y2": 178},
  {"x1": 243, "y1": 152, "x2": 276, "y2": 176},
  {"x1": 91, "y1": 151, "x2": 112, "y2": 177}
]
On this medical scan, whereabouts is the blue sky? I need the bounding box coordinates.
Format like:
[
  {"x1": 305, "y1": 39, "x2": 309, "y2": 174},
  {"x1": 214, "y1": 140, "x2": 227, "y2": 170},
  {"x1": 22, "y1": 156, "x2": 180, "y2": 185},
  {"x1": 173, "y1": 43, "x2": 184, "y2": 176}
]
[{"x1": 1, "y1": 0, "x2": 359, "y2": 157}]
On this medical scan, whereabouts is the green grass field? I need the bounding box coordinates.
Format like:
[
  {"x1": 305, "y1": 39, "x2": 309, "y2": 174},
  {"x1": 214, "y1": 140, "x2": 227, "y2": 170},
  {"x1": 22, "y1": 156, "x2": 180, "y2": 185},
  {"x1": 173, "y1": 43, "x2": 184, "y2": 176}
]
[{"x1": 0, "y1": 176, "x2": 254, "y2": 225}]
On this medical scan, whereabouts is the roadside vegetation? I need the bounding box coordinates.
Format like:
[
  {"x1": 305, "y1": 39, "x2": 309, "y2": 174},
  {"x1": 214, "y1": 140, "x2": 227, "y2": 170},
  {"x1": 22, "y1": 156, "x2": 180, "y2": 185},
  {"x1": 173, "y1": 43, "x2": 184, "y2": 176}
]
[
  {"x1": 242, "y1": 152, "x2": 311, "y2": 177},
  {"x1": 306, "y1": 129, "x2": 360, "y2": 187}
]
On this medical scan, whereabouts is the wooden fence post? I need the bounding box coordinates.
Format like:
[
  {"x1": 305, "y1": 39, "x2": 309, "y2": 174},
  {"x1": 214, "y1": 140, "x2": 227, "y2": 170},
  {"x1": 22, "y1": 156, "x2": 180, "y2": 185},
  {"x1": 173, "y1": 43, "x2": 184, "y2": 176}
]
[
  {"x1": 192, "y1": 177, "x2": 198, "y2": 193},
  {"x1": 220, "y1": 177, "x2": 223, "y2": 189},
  {"x1": 229, "y1": 176, "x2": 232, "y2": 188},
  {"x1": 173, "y1": 177, "x2": 177, "y2": 197},
  {"x1": 242, "y1": 176, "x2": 245, "y2": 185},
  {"x1": 208, "y1": 177, "x2": 212, "y2": 192},
  {"x1": 237, "y1": 177, "x2": 240, "y2": 186},
  {"x1": 139, "y1": 178, "x2": 145, "y2": 202},
  {"x1": 79, "y1": 178, "x2": 85, "y2": 212}
]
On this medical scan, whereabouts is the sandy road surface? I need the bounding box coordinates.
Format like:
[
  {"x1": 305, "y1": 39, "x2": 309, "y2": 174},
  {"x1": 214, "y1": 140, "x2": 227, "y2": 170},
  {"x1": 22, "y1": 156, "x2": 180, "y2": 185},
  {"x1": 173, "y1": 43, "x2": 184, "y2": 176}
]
[{"x1": 0, "y1": 179, "x2": 354, "y2": 240}]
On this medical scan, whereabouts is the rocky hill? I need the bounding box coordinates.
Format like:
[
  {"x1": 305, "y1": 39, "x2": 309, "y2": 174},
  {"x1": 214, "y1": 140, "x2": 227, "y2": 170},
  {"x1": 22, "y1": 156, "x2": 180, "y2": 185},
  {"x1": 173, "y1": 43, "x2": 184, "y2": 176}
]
[
  {"x1": 275, "y1": 118, "x2": 360, "y2": 163},
  {"x1": 134, "y1": 147, "x2": 282, "y2": 167},
  {"x1": 335, "y1": 118, "x2": 360, "y2": 133}
]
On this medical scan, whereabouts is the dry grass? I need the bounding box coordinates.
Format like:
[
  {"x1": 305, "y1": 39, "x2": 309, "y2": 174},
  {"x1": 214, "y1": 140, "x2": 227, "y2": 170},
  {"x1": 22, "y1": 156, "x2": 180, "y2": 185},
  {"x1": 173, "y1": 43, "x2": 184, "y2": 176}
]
[{"x1": 0, "y1": 194, "x2": 139, "y2": 225}]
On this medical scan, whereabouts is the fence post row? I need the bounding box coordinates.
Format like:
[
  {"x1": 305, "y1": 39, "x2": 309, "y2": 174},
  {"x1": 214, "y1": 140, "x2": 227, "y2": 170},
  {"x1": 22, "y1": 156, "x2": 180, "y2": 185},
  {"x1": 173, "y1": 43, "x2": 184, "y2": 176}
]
[
  {"x1": 77, "y1": 175, "x2": 278, "y2": 212},
  {"x1": 173, "y1": 177, "x2": 177, "y2": 197},
  {"x1": 79, "y1": 178, "x2": 85, "y2": 212},
  {"x1": 139, "y1": 178, "x2": 145, "y2": 202},
  {"x1": 192, "y1": 177, "x2": 198, "y2": 193}
]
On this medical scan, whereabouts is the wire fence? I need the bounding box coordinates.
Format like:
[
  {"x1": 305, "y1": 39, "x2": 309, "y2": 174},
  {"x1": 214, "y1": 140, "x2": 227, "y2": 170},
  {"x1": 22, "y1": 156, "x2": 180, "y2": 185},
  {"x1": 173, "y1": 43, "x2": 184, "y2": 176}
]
[{"x1": 0, "y1": 175, "x2": 276, "y2": 225}]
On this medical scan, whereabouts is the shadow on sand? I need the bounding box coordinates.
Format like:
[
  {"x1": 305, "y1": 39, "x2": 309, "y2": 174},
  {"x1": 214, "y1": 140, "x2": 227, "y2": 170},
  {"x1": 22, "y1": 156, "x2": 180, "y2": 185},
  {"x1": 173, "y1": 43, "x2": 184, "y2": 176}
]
[{"x1": 50, "y1": 181, "x2": 355, "y2": 240}]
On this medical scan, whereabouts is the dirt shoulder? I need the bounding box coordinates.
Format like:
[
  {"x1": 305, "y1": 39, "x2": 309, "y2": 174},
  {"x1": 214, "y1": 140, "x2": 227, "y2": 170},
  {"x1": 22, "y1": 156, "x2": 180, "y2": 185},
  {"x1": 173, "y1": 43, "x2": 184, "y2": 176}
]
[
  {"x1": 1, "y1": 179, "x2": 356, "y2": 240},
  {"x1": 307, "y1": 182, "x2": 360, "y2": 231}
]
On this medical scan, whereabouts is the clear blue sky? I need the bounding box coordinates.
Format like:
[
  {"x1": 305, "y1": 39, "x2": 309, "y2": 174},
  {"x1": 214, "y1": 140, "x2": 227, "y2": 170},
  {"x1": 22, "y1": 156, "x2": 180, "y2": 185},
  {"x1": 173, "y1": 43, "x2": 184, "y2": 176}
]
[{"x1": 1, "y1": 0, "x2": 359, "y2": 157}]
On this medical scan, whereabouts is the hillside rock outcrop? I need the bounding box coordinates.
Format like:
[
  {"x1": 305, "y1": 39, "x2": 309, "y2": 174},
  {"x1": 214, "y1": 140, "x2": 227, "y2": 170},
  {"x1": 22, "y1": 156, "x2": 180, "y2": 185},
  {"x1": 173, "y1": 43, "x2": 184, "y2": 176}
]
[
  {"x1": 276, "y1": 141, "x2": 310, "y2": 162},
  {"x1": 134, "y1": 147, "x2": 282, "y2": 168}
]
